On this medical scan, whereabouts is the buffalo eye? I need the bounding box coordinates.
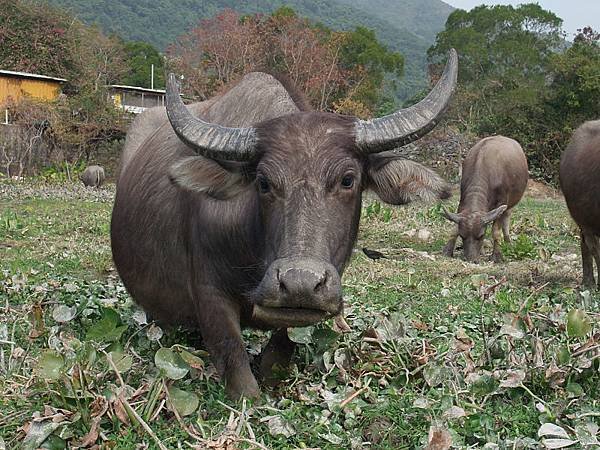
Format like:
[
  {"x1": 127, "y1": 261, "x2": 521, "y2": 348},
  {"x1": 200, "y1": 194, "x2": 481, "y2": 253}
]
[
  {"x1": 257, "y1": 176, "x2": 271, "y2": 194},
  {"x1": 341, "y1": 174, "x2": 355, "y2": 189}
]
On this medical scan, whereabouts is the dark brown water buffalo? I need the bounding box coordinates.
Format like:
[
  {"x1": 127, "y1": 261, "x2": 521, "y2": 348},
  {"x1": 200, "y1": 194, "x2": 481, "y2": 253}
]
[
  {"x1": 111, "y1": 50, "x2": 457, "y2": 398},
  {"x1": 560, "y1": 120, "x2": 600, "y2": 288},
  {"x1": 80, "y1": 165, "x2": 105, "y2": 187},
  {"x1": 443, "y1": 136, "x2": 528, "y2": 263}
]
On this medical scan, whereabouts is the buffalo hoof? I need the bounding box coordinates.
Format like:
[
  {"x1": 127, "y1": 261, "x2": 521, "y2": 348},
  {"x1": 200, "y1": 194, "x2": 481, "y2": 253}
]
[
  {"x1": 225, "y1": 369, "x2": 260, "y2": 400},
  {"x1": 582, "y1": 276, "x2": 596, "y2": 290},
  {"x1": 442, "y1": 245, "x2": 454, "y2": 258},
  {"x1": 491, "y1": 252, "x2": 504, "y2": 263},
  {"x1": 259, "y1": 329, "x2": 296, "y2": 387}
]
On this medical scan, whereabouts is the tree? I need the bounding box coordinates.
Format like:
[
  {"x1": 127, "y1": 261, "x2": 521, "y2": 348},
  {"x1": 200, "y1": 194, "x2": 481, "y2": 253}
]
[
  {"x1": 168, "y1": 9, "x2": 264, "y2": 100},
  {"x1": 122, "y1": 41, "x2": 165, "y2": 89},
  {"x1": 549, "y1": 27, "x2": 600, "y2": 121},
  {"x1": 338, "y1": 26, "x2": 403, "y2": 111},
  {"x1": 0, "y1": 99, "x2": 52, "y2": 177},
  {"x1": 429, "y1": 4, "x2": 563, "y2": 84},
  {"x1": 0, "y1": 0, "x2": 128, "y2": 174},
  {"x1": 528, "y1": 26, "x2": 600, "y2": 177},
  {"x1": 427, "y1": 3, "x2": 568, "y2": 179},
  {"x1": 167, "y1": 7, "x2": 403, "y2": 113},
  {"x1": 0, "y1": 0, "x2": 76, "y2": 78}
]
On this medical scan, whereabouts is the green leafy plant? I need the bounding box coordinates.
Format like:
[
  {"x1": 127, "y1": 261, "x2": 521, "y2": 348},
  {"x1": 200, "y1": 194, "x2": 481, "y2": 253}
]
[{"x1": 501, "y1": 234, "x2": 537, "y2": 260}]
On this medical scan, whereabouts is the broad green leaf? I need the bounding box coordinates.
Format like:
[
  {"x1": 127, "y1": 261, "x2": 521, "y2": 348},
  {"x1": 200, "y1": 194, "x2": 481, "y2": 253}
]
[
  {"x1": 265, "y1": 415, "x2": 296, "y2": 438},
  {"x1": 86, "y1": 308, "x2": 127, "y2": 342},
  {"x1": 288, "y1": 326, "x2": 314, "y2": 344},
  {"x1": 575, "y1": 422, "x2": 600, "y2": 446},
  {"x1": 539, "y1": 423, "x2": 571, "y2": 439},
  {"x1": 108, "y1": 351, "x2": 133, "y2": 373},
  {"x1": 78, "y1": 342, "x2": 98, "y2": 368},
  {"x1": 469, "y1": 373, "x2": 499, "y2": 396},
  {"x1": 565, "y1": 382, "x2": 583, "y2": 397},
  {"x1": 541, "y1": 438, "x2": 577, "y2": 449},
  {"x1": 39, "y1": 434, "x2": 67, "y2": 449},
  {"x1": 566, "y1": 309, "x2": 592, "y2": 338},
  {"x1": 168, "y1": 386, "x2": 199, "y2": 417},
  {"x1": 155, "y1": 348, "x2": 189, "y2": 380},
  {"x1": 22, "y1": 420, "x2": 62, "y2": 450},
  {"x1": 51, "y1": 305, "x2": 76, "y2": 323},
  {"x1": 146, "y1": 323, "x2": 163, "y2": 342},
  {"x1": 423, "y1": 363, "x2": 447, "y2": 387},
  {"x1": 312, "y1": 328, "x2": 339, "y2": 353},
  {"x1": 37, "y1": 351, "x2": 64, "y2": 380},
  {"x1": 556, "y1": 346, "x2": 571, "y2": 365}
]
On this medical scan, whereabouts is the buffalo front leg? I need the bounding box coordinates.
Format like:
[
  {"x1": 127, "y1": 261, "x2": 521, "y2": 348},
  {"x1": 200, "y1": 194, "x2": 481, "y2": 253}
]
[
  {"x1": 491, "y1": 219, "x2": 504, "y2": 263},
  {"x1": 259, "y1": 328, "x2": 296, "y2": 386},
  {"x1": 443, "y1": 227, "x2": 459, "y2": 257},
  {"x1": 194, "y1": 290, "x2": 259, "y2": 399},
  {"x1": 501, "y1": 208, "x2": 512, "y2": 243}
]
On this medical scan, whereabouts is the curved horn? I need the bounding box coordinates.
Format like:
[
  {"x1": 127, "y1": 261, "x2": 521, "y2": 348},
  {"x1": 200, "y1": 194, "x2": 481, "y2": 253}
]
[
  {"x1": 442, "y1": 206, "x2": 463, "y2": 224},
  {"x1": 165, "y1": 73, "x2": 259, "y2": 161},
  {"x1": 355, "y1": 49, "x2": 458, "y2": 154}
]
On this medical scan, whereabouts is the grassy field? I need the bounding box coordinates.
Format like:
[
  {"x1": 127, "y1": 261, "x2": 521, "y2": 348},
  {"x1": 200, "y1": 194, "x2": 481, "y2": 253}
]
[{"x1": 0, "y1": 179, "x2": 598, "y2": 449}]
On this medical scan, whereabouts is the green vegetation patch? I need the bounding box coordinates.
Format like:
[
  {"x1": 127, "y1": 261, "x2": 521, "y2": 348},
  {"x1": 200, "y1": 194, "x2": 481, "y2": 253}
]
[{"x1": 0, "y1": 180, "x2": 598, "y2": 449}]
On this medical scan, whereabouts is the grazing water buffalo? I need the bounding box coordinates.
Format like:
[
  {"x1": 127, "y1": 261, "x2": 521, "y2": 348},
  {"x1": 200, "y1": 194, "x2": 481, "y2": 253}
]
[
  {"x1": 443, "y1": 136, "x2": 528, "y2": 262},
  {"x1": 80, "y1": 165, "x2": 105, "y2": 187},
  {"x1": 111, "y1": 50, "x2": 457, "y2": 398},
  {"x1": 560, "y1": 120, "x2": 600, "y2": 288}
]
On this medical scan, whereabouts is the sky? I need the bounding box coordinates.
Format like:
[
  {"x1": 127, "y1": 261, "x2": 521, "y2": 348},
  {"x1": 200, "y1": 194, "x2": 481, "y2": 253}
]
[{"x1": 445, "y1": 0, "x2": 600, "y2": 39}]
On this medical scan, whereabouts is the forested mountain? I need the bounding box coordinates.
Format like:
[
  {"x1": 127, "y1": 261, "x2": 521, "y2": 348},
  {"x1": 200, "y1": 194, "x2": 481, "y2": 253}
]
[{"x1": 44, "y1": 0, "x2": 454, "y2": 100}]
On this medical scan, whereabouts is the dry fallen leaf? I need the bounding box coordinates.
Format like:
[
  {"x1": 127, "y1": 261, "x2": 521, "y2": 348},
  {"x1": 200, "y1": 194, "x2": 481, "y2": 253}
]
[
  {"x1": 113, "y1": 396, "x2": 131, "y2": 426},
  {"x1": 426, "y1": 425, "x2": 452, "y2": 450},
  {"x1": 443, "y1": 406, "x2": 466, "y2": 420},
  {"x1": 76, "y1": 417, "x2": 101, "y2": 448},
  {"x1": 499, "y1": 369, "x2": 526, "y2": 388}
]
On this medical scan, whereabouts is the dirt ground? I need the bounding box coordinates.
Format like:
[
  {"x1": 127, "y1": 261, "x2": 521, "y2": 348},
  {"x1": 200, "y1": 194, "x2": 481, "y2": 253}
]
[{"x1": 526, "y1": 179, "x2": 562, "y2": 199}]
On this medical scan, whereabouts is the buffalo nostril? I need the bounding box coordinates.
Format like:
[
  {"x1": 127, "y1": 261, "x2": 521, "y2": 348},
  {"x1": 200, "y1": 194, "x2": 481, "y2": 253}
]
[
  {"x1": 279, "y1": 281, "x2": 289, "y2": 294},
  {"x1": 314, "y1": 270, "x2": 329, "y2": 294},
  {"x1": 277, "y1": 269, "x2": 289, "y2": 294}
]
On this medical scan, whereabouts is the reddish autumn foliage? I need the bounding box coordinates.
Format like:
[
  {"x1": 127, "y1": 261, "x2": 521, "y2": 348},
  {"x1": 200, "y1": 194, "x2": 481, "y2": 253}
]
[{"x1": 168, "y1": 9, "x2": 352, "y2": 111}]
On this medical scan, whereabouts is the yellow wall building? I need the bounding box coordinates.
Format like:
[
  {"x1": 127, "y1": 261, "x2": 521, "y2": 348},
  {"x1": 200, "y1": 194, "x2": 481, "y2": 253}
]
[{"x1": 0, "y1": 70, "x2": 66, "y2": 105}]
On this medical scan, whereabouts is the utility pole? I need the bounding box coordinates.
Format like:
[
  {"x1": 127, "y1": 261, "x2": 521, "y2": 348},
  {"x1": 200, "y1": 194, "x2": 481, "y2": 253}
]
[{"x1": 151, "y1": 64, "x2": 154, "y2": 90}]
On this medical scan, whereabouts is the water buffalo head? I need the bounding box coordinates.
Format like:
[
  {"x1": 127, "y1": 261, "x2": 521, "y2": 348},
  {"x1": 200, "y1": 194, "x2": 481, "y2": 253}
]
[
  {"x1": 165, "y1": 50, "x2": 458, "y2": 327},
  {"x1": 443, "y1": 205, "x2": 508, "y2": 262}
]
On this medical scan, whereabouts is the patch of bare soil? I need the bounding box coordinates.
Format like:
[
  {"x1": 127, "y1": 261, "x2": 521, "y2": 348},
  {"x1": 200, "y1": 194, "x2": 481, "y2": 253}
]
[{"x1": 525, "y1": 179, "x2": 561, "y2": 199}]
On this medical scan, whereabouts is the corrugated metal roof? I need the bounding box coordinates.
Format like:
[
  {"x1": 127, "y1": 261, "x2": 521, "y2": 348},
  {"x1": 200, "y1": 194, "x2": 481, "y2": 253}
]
[
  {"x1": 108, "y1": 84, "x2": 166, "y2": 94},
  {"x1": 0, "y1": 69, "x2": 67, "y2": 83}
]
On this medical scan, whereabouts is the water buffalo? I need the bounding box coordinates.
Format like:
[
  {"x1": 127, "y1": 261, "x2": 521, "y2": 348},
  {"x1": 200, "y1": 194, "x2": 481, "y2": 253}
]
[
  {"x1": 560, "y1": 120, "x2": 600, "y2": 288},
  {"x1": 111, "y1": 50, "x2": 457, "y2": 398},
  {"x1": 80, "y1": 165, "x2": 105, "y2": 187},
  {"x1": 443, "y1": 136, "x2": 528, "y2": 262}
]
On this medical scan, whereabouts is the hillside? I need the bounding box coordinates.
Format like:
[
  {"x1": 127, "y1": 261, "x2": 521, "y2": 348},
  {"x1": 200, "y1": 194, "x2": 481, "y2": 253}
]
[
  {"x1": 334, "y1": 0, "x2": 454, "y2": 42},
  {"x1": 45, "y1": 0, "x2": 455, "y2": 100}
]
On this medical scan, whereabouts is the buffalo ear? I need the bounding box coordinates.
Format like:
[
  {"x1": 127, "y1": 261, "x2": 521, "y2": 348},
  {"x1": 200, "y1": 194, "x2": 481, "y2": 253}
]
[
  {"x1": 481, "y1": 204, "x2": 508, "y2": 224},
  {"x1": 366, "y1": 152, "x2": 452, "y2": 205},
  {"x1": 169, "y1": 156, "x2": 249, "y2": 199}
]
